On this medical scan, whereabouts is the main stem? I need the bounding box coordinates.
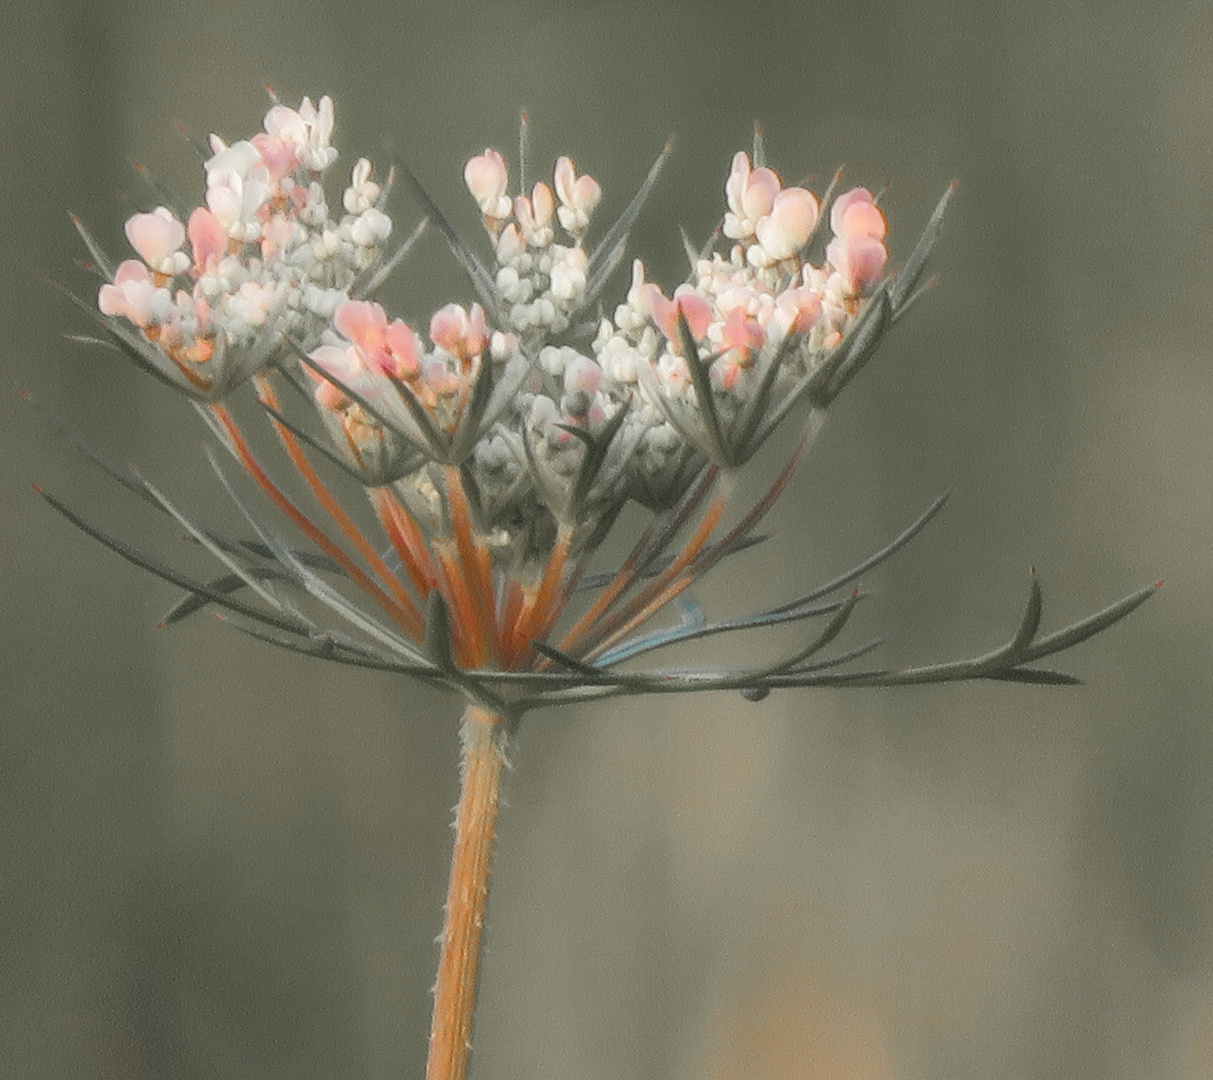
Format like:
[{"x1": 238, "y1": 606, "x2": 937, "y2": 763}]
[{"x1": 426, "y1": 704, "x2": 509, "y2": 1080}]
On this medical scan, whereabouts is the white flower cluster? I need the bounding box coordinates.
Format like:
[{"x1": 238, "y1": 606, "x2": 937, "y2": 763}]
[
  {"x1": 304, "y1": 141, "x2": 896, "y2": 567},
  {"x1": 96, "y1": 95, "x2": 393, "y2": 397},
  {"x1": 466, "y1": 150, "x2": 599, "y2": 342}
]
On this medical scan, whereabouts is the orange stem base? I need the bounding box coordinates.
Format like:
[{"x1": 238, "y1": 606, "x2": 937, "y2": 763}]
[{"x1": 426, "y1": 705, "x2": 509, "y2": 1080}]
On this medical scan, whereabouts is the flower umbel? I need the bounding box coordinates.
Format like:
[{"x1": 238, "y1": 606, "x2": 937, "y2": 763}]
[
  {"x1": 71, "y1": 94, "x2": 405, "y2": 400},
  {"x1": 45, "y1": 102, "x2": 1155, "y2": 712},
  {"x1": 37, "y1": 95, "x2": 1158, "y2": 1080}
]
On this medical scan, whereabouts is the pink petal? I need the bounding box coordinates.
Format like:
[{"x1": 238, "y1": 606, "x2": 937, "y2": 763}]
[
  {"x1": 649, "y1": 287, "x2": 713, "y2": 344},
  {"x1": 741, "y1": 168, "x2": 780, "y2": 222},
  {"x1": 334, "y1": 300, "x2": 388, "y2": 349},
  {"x1": 125, "y1": 208, "x2": 185, "y2": 269},
  {"x1": 464, "y1": 150, "x2": 509, "y2": 210},
  {"x1": 553, "y1": 156, "x2": 576, "y2": 207},
  {"x1": 721, "y1": 306, "x2": 765, "y2": 351},
  {"x1": 725, "y1": 151, "x2": 752, "y2": 213},
  {"x1": 826, "y1": 235, "x2": 888, "y2": 293},
  {"x1": 429, "y1": 303, "x2": 487, "y2": 359},
  {"x1": 564, "y1": 354, "x2": 603, "y2": 398},
  {"x1": 774, "y1": 287, "x2": 822, "y2": 335},
  {"x1": 830, "y1": 188, "x2": 887, "y2": 240},
  {"x1": 113, "y1": 259, "x2": 153, "y2": 286},
  {"x1": 382, "y1": 321, "x2": 421, "y2": 378},
  {"x1": 755, "y1": 187, "x2": 819, "y2": 260},
  {"x1": 187, "y1": 207, "x2": 227, "y2": 271}
]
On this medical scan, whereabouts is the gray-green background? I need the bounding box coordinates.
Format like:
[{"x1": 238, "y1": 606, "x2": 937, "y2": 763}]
[{"x1": 3, "y1": 1, "x2": 1210, "y2": 1077}]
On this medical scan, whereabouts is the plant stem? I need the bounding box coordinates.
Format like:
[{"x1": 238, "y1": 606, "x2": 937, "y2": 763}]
[{"x1": 426, "y1": 704, "x2": 509, "y2": 1080}]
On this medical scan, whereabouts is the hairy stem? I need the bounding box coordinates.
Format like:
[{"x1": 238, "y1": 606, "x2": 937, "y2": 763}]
[{"x1": 426, "y1": 705, "x2": 509, "y2": 1080}]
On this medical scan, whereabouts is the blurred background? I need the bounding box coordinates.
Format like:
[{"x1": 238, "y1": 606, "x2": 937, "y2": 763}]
[{"x1": 2, "y1": 1, "x2": 1210, "y2": 1077}]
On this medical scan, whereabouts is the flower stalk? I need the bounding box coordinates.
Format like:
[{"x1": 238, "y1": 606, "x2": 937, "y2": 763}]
[{"x1": 428, "y1": 705, "x2": 510, "y2": 1080}]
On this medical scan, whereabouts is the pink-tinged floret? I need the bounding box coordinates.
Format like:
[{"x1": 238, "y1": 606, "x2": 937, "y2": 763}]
[
  {"x1": 645, "y1": 286, "x2": 714, "y2": 346},
  {"x1": 772, "y1": 287, "x2": 823, "y2": 336},
  {"x1": 465, "y1": 150, "x2": 511, "y2": 220},
  {"x1": 98, "y1": 260, "x2": 163, "y2": 325},
  {"x1": 187, "y1": 207, "x2": 227, "y2": 273},
  {"x1": 826, "y1": 188, "x2": 889, "y2": 295},
  {"x1": 826, "y1": 235, "x2": 889, "y2": 294},
  {"x1": 754, "y1": 187, "x2": 819, "y2": 262},
  {"x1": 333, "y1": 300, "x2": 420, "y2": 380},
  {"x1": 563, "y1": 354, "x2": 604, "y2": 400},
  {"x1": 724, "y1": 152, "x2": 781, "y2": 239},
  {"x1": 205, "y1": 141, "x2": 271, "y2": 240},
  {"x1": 124, "y1": 208, "x2": 188, "y2": 276},
  {"x1": 720, "y1": 305, "x2": 766, "y2": 353},
  {"x1": 308, "y1": 343, "x2": 367, "y2": 411},
  {"x1": 553, "y1": 157, "x2": 601, "y2": 235},
  {"x1": 429, "y1": 303, "x2": 489, "y2": 362},
  {"x1": 514, "y1": 182, "x2": 556, "y2": 245},
  {"x1": 259, "y1": 95, "x2": 337, "y2": 175},
  {"x1": 830, "y1": 187, "x2": 887, "y2": 241}
]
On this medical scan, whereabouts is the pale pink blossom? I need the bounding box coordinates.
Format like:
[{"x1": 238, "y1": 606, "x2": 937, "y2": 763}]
[
  {"x1": 645, "y1": 286, "x2": 713, "y2": 345},
  {"x1": 422, "y1": 356, "x2": 462, "y2": 397},
  {"x1": 334, "y1": 300, "x2": 420, "y2": 379},
  {"x1": 753, "y1": 186, "x2": 818, "y2": 262},
  {"x1": 720, "y1": 305, "x2": 765, "y2": 353},
  {"x1": 514, "y1": 182, "x2": 556, "y2": 245},
  {"x1": 98, "y1": 260, "x2": 163, "y2": 325},
  {"x1": 825, "y1": 188, "x2": 889, "y2": 295},
  {"x1": 826, "y1": 234, "x2": 889, "y2": 296},
  {"x1": 187, "y1": 207, "x2": 227, "y2": 273},
  {"x1": 262, "y1": 95, "x2": 337, "y2": 173},
  {"x1": 563, "y1": 354, "x2": 604, "y2": 400},
  {"x1": 429, "y1": 303, "x2": 489, "y2": 361},
  {"x1": 308, "y1": 342, "x2": 373, "y2": 411},
  {"x1": 772, "y1": 287, "x2": 823, "y2": 336},
  {"x1": 205, "y1": 140, "x2": 272, "y2": 240},
  {"x1": 495, "y1": 223, "x2": 526, "y2": 262},
  {"x1": 553, "y1": 157, "x2": 601, "y2": 235},
  {"x1": 655, "y1": 350, "x2": 692, "y2": 395},
  {"x1": 830, "y1": 187, "x2": 887, "y2": 241},
  {"x1": 464, "y1": 150, "x2": 512, "y2": 220},
  {"x1": 124, "y1": 207, "x2": 189, "y2": 276},
  {"x1": 724, "y1": 152, "x2": 781, "y2": 239}
]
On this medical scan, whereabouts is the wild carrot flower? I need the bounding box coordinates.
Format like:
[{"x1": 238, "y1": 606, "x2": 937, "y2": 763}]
[
  {"x1": 76, "y1": 94, "x2": 402, "y2": 400},
  {"x1": 38, "y1": 94, "x2": 1157, "y2": 1080}
]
